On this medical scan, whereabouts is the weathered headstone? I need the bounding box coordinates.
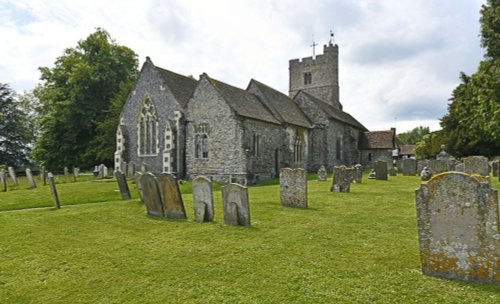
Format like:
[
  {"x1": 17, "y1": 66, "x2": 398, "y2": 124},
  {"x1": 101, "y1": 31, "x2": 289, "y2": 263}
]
[
  {"x1": 7, "y1": 166, "x2": 18, "y2": 187},
  {"x1": 157, "y1": 173, "x2": 187, "y2": 220},
  {"x1": 463, "y1": 156, "x2": 489, "y2": 176},
  {"x1": 0, "y1": 170, "x2": 7, "y2": 192},
  {"x1": 429, "y1": 160, "x2": 448, "y2": 175},
  {"x1": 420, "y1": 167, "x2": 432, "y2": 181},
  {"x1": 40, "y1": 166, "x2": 46, "y2": 185},
  {"x1": 317, "y1": 165, "x2": 327, "y2": 181},
  {"x1": 374, "y1": 161, "x2": 388, "y2": 180},
  {"x1": 140, "y1": 163, "x2": 147, "y2": 173},
  {"x1": 64, "y1": 166, "x2": 69, "y2": 177},
  {"x1": 103, "y1": 165, "x2": 108, "y2": 177},
  {"x1": 396, "y1": 160, "x2": 403, "y2": 174},
  {"x1": 280, "y1": 168, "x2": 307, "y2": 208},
  {"x1": 47, "y1": 172, "x2": 60, "y2": 209},
  {"x1": 491, "y1": 160, "x2": 498, "y2": 178},
  {"x1": 331, "y1": 166, "x2": 351, "y2": 192},
  {"x1": 455, "y1": 162, "x2": 464, "y2": 172},
  {"x1": 222, "y1": 183, "x2": 251, "y2": 226},
  {"x1": 134, "y1": 172, "x2": 144, "y2": 202},
  {"x1": 127, "y1": 162, "x2": 136, "y2": 178},
  {"x1": 353, "y1": 164, "x2": 363, "y2": 183},
  {"x1": 192, "y1": 176, "x2": 214, "y2": 222},
  {"x1": 415, "y1": 172, "x2": 499, "y2": 284},
  {"x1": 73, "y1": 167, "x2": 79, "y2": 177},
  {"x1": 139, "y1": 173, "x2": 164, "y2": 217},
  {"x1": 25, "y1": 168, "x2": 36, "y2": 189},
  {"x1": 389, "y1": 166, "x2": 397, "y2": 176},
  {"x1": 402, "y1": 158, "x2": 417, "y2": 176},
  {"x1": 93, "y1": 166, "x2": 99, "y2": 177},
  {"x1": 115, "y1": 171, "x2": 131, "y2": 200}
]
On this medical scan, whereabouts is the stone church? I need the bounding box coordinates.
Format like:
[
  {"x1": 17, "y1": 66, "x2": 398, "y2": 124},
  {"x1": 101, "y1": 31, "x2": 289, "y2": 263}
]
[{"x1": 115, "y1": 42, "x2": 374, "y2": 183}]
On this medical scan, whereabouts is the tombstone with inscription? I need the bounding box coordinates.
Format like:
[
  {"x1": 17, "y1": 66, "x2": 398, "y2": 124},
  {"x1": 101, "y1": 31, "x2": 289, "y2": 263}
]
[
  {"x1": 157, "y1": 173, "x2": 187, "y2": 220},
  {"x1": 222, "y1": 183, "x2": 251, "y2": 226},
  {"x1": 192, "y1": 176, "x2": 214, "y2": 222},
  {"x1": 7, "y1": 166, "x2": 18, "y2": 187},
  {"x1": 353, "y1": 164, "x2": 363, "y2": 183},
  {"x1": 280, "y1": 168, "x2": 307, "y2": 208},
  {"x1": 25, "y1": 168, "x2": 36, "y2": 189},
  {"x1": 402, "y1": 158, "x2": 417, "y2": 176},
  {"x1": 317, "y1": 165, "x2": 327, "y2": 181},
  {"x1": 415, "y1": 172, "x2": 499, "y2": 283},
  {"x1": 139, "y1": 173, "x2": 164, "y2": 217},
  {"x1": 463, "y1": 156, "x2": 489, "y2": 176},
  {"x1": 115, "y1": 171, "x2": 131, "y2": 200},
  {"x1": 0, "y1": 170, "x2": 7, "y2": 192},
  {"x1": 374, "y1": 161, "x2": 388, "y2": 180},
  {"x1": 331, "y1": 166, "x2": 351, "y2": 192}
]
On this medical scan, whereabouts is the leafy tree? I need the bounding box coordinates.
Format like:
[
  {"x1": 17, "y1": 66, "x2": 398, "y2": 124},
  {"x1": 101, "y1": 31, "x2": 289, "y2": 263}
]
[
  {"x1": 397, "y1": 126, "x2": 430, "y2": 145},
  {"x1": 33, "y1": 28, "x2": 138, "y2": 169},
  {"x1": 0, "y1": 84, "x2": 36, "y2": 167}
]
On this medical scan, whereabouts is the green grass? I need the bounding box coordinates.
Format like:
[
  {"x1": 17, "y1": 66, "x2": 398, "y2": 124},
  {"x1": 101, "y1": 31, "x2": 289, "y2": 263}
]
[{"x1": 0, "y1": 174, "x2": 499, "y2": 303}]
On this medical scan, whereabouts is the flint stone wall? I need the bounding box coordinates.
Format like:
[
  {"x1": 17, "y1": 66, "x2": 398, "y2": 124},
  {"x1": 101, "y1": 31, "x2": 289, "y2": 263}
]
[{"x1": 415, "y1": 172, "x2": 499, "y2": 284}]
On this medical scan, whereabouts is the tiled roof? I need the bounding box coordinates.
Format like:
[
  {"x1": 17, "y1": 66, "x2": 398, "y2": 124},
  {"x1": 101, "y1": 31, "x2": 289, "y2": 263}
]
[
  {"x1": 399, "y1": 145, "x2": 416, "y2": 155},
  {"x1": 359, "y1": 130, "x2": 397, "y2": 149},
  {"x1": 204, "y1": 74, "x2": 281, "y2": 125},
  {"x1": 154, "y1": 66, "x2": 198, "y2": 108},
  {"x1": 297, "y1": 91, "x2": 368, "y2": 131},
  {"x1": 248, "y1": 80, "x2": 312, "y2": 128}
]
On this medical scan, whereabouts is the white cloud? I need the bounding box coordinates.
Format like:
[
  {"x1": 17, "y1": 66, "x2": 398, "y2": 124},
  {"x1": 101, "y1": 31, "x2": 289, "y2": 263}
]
[{"x1": 0, "y1": 0, "x2": 486, "y2": 132}]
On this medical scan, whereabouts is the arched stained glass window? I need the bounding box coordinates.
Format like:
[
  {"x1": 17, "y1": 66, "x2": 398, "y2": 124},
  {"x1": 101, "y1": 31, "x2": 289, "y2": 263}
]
[{"x1": 138, "y1": 97, "x2": 158, "y2": 156}]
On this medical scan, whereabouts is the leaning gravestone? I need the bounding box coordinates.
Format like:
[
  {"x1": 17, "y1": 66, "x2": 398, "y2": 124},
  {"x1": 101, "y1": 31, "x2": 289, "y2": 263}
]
[
  {"x1": 192, "y1": 176, "x2": 214, "y2": 222},
  {"x1": 139, "y1": 173, "x2": 164, "y2": 217},
  {"x1": 402, "y1": 158, "x2": 417, "y2": 176},
  {"x1": 280, "y1": 168, "x2": 307, "y2": 208},
  {"x1": 353, "y1": 164, "x2": 363, "y2": 183},
  {"x1": 7, "y1": 166, "x2": 18, "y2": 187},
  {"x1": 134, "y1": 172, "x2": 144, "y2": 202},
  {"x1": 317, "y1": 165, "x2": 327, "y2": 181},
  {"x1": 374, "y1": 161, "x2": 388, "y2": 180},
  {"x1": 463, "y1": 156, "x2": 489, "y2": 176},
  {"x1": 331, "y1": 166, "x2": 351, "y2": 192},
  {"x1": 0, "y1": 170, "x2": 7, "y2": 192},
  {"x1": 25, "y1": 168, "x2": 36, "y2": 189},
  {"x1": 47, "y1": 172, "x2": 60, "y2": 209},
  {"x1": 157, "y1": 173, "x2": 187, "y2": 220},
  {"x1": 415, "y1": 172, "x2": 499, "y2": 284},
  {"x1": 222, "y1": 183, "x2": 251, "y2": 226},
  {"x1": 115, "y1": 171, "x2": 131, "y2": 200}
]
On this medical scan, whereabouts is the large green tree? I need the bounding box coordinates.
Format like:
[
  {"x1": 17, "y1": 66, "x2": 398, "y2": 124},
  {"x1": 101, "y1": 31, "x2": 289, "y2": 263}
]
[
  {"x1": 33, "y1": 28, "x2": 138, "y2": 169},
  {"x1": 421, "y1": 0, "x2": 500, "y2": 158},
  {"x1": 397, "y1": 126, "x2": 430, "y2": 145},
  {"x1": 0, "y1": 84, "x2": 36, "y2": 167}
]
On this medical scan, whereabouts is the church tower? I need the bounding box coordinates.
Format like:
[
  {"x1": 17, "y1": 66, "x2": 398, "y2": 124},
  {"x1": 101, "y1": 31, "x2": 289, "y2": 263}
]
[{"x1": 289, "y1": 42, "x2": 341, "y2": 110}]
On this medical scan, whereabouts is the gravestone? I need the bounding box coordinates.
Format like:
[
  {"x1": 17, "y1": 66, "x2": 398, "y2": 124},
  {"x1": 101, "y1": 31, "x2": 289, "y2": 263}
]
[
  {"x1": 0, "y1": 170, "x2": 6, "y2": 192},
  {"x1": 429, "y1": 160, "x2": 448, "y2": 175},
  {"x1": 134, "y1": 172, "x2": 144, "y2": 202},
  {"x1": 455, "y1": 162, "x2": 464, "y2": 172},
  {"x1": 40, "y1": 166, "x2": 46, "y2": 185},
  {"x1": 353, "y1": 164, "x2": 363, "y2": 183},
  {"x1": 368, "y1": 169, "x2": 376, "y2": 179},
  {"x1": 25, "y1": 168, "x2": 36, "y2": 189},
  {"x1": 47, "y1": 172, "x2": 60, "y2": 209},
  {"x1": 115, "y1": 171, "x2": 131, "y2": 200},
  {"x1": 415, "y1": 172, "x2": 499, "y2": 284},
  {"x1": 396, "y1": 160, "x2": 403, "y2": 174},
  {"x1": 331, "y1": 166, "x2": 351, "y2": 192},
  {"x1": 140, "y1": 163, "x2": 147, "y2": 173},
  {"x1": 491, "y1": 160, "x2": 498, "y2": 178},
  {"x1": 317, "y1": 165, "x2": 327, "y2": 181},
  {"x1": 420, "y1": 167, "x2": 432, "y2": 181},
  {"x1": 374, "y1": 161, "x2": 388, "y2": 180},
  {"x1": 192, "y1": 176, "x2": 214, "y2": 222},
  {"x1": 103, "y1": 165, "x2": 108, "y2": 177},
  {"x1": 280, "y1": 168, "x2": 307, "y2": 208},
  {"x1": 139, "y1": 173, "x2": 164, "y2": 217},
  {"x1": 73, "y1": 167, "x2": 79, "y2": 177},
  {"x1": 222, "y1": 183, "x2": 251, "y2": 226},
  {"x1": 463, "y1": 156, "x2": 489, "y2": 176},
  {"x1": 389, "y1": 166, "x2": 397, "y2": 176},
  {"x1": 64, "y1": 166, "x2": 69, "y2": 177},
  {"x1": 93, "y1": 166, "x2": 99, "y2": 177},
  {"x1": 157, "y1": 173, "x2": 187, "y2": 220},
  {"x1": 127, "y1": 162, "x2": 136, "y2": 178},
  {"x1": 7, "y1": 166, "x2": 18, "y2": 187},
  {"x1": 402, "y1": 158, "x2": 417, "y2": 176}
]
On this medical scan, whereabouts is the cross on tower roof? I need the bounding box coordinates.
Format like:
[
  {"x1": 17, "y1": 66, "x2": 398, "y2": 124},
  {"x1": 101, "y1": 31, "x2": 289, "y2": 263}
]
[{"x1": 310, "y1": 36, "x2": 318, "y2": 58}]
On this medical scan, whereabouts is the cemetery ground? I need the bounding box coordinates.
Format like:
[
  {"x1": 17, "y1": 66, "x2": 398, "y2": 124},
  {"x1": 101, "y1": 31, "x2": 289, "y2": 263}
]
[{"x1": 0, "y1": 174, "x2": 499, "y2": 303}]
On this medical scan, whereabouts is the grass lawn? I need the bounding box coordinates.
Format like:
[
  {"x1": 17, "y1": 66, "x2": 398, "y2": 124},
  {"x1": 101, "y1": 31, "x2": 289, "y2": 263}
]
[{"x1": 0, "y1": 174, "x2": 499, "y2": 303}]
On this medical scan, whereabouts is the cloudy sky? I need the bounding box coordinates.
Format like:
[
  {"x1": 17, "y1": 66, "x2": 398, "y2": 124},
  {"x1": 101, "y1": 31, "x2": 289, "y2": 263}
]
[{"x1": 0, "y1": 0, "x2": 486, "y2": 133}]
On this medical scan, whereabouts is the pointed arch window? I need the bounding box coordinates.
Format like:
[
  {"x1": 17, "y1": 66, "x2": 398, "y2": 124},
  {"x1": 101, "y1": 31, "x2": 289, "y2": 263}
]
[
  {"x1": 137, "y1": 97, "x2": 158, "y2": 156},
  {"x1": 194, "y1": 124, "x2": 209, "y2": 159},
  {"x1": 294, "y1": 136, "x2": 303, "y2": 163}
]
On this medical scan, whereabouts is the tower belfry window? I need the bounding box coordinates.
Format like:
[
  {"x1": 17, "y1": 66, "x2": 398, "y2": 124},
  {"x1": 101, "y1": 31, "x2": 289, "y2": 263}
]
[{"x1": 304, "y1": 72, "x2": 312, "y2": 85}]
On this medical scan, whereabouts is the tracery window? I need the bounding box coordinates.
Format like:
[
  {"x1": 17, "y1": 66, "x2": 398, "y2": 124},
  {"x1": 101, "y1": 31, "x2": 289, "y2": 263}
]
[
  {"x1": 137, "y1": 97, "x2": 158, "y2": 156},
  {"x1": 294, "y1": 136, "x2": 303, "y2": 163},
  {"x1": 194, "y1": 124, "x2": 209, "y2": 159}
]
